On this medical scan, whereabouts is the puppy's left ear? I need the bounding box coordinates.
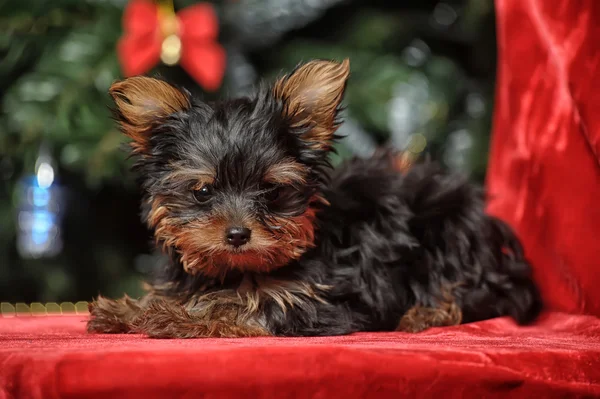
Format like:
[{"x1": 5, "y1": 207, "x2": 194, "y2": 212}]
[
  {"x1": 273, "y1": 59, "x2": 350, "y2": 149},
  {"x1": 109, "y1": 76, "x2": 191, "y2": 154}
]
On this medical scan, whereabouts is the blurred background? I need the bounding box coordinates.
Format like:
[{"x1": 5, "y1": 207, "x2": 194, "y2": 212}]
[{"x1": 0, "y1": 0, "x2": 497, "y2": 305}]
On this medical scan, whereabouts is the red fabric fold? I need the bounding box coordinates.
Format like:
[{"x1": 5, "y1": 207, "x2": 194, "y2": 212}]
[
  {"x1": 1, "y1": 313, "x2": 599, "y2": 398},
  {"x1": 487, "y1": 0, "x2": 600, "y2": 316}
]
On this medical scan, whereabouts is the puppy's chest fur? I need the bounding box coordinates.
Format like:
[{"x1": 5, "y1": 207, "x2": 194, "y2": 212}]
[{"x1": 175, "y1": 273, "x2": 330, "y2": 327}]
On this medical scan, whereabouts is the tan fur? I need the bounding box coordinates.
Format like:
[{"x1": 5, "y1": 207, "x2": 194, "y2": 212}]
[
  {"x1": 396, "y1": 300, "x2": 462, "y2": 333},
  {"x1": 162, "y1": 162, "x2": 215, "y2": 188},
  {"x1": 147, "y1": 196, "x2": 170, "y2": 229},
  {"x1": 87, "y1": 294, "x2": 146, "y2": 333},
  {"x1": 264, "y1": 158, "x2": 308, "y2": 186},
  {"x1": 147, "y1": 193, "x2": 320, "y2": 278},
  {"x1": 172, "y1": 206, "x2": 317, "y2": 277},
  {"x1": 109, "y1": 76, "x2": 191, "y2": 153},
  {"x1": 179, "y1": 274, "x2": 329, "y2": 331},
  {"x1": 272, "y1": 59, "x2": 350, "y2": 149},
  {"x1": 242, "y1": 274, "x2": 329, "y2": 315},
  {"x1": 134, "y1": 297, "x2": 270, "y2": 339},
  {"x1": 88, "y1": 274, "x2": 330, "y2": 338},
  {"x1": 393, "y1": 151, "x2": 414, "y2": 174}
]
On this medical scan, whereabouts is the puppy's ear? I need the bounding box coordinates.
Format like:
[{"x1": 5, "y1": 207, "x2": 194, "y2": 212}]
[
  {"x1": 273, "y1": 59, "x2": 350, "y2": 149},
  {"x1": 109, "y1": 76, "x2": 191, "y2": 153}
]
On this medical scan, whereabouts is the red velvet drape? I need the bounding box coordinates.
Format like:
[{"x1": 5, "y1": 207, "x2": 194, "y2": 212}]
[{"x1": 487, "y1": 0, "x2": 600, "y2": 316}]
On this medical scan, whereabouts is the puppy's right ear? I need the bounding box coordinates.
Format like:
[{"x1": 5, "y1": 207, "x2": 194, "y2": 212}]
[
  {"x1": 272, "y1": 59, "x2": 349, "y2": 150},
  {"x1": 109, "y1": 76, "x2": 191, "y2": 154}
]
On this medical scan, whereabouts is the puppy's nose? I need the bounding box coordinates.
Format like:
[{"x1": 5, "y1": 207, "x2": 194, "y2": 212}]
[{"x1": 226, "y1": 227, "x2": 251, "y2": 247}]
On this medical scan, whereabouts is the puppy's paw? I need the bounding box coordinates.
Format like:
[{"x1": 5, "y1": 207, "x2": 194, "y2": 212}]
[
  {"x1": 397, "y1": 302, "x2": 462, "y2": 333},
  {"x1": 87, "y1": 295, "x2": 141, "y2": 334},
  {"x1": 132, "y1": 299, "x2": 269, "y2": 339}
]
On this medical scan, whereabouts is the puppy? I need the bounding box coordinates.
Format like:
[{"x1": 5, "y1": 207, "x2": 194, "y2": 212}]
[{"x1": 88, "y1": 59, "x2": 541, "y2": 338}]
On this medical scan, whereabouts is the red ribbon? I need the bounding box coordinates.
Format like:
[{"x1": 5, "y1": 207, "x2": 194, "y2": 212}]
[{"x1": 118, "y1": 0, "x2": 226, "y2": 92}]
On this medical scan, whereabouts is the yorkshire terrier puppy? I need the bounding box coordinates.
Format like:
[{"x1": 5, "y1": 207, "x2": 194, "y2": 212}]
[{"x1": 88, "y1": 59, "x2": 541, "y2": 338}]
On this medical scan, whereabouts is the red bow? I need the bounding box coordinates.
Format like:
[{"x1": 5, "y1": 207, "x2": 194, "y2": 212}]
[{"x1": 118, "y1": 0, "x2": 226, "y2": 92}]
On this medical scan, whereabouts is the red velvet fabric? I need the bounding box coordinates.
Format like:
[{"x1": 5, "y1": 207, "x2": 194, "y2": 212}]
[
  {"x1": 0, "y1": 314, "x2": 599, "y2": 398},
  {"x1": 487, "y1": 0, "x2": 600, "y2": 316}
]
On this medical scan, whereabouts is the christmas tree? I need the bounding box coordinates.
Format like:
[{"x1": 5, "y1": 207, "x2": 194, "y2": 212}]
[{"x1": 0, "y1": 0, "x2": 497, "y2": 304}]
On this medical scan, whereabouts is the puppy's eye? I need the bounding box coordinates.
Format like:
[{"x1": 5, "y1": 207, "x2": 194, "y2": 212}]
[
  {"x1": 193, "y1": 184, "x2": 213, "y2": 203},
  {"x1": 264, "y1": 185, "x2": 281, "y2": 203}
]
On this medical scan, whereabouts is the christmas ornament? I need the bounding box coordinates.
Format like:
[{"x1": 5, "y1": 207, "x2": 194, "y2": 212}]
[
  {"x1": 16, "y1": 147, "x2": 64, "y2": 259},
  {"x1": 118, "y1": 0, "x2": 226, "y2": 91}
]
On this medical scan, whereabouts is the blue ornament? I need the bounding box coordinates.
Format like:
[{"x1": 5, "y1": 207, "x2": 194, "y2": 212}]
[{"x1": 16, "y1": 158, "x2": 64, "y2": 259}]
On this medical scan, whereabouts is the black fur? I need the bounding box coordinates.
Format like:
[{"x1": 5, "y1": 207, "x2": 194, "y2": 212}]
[
  {"x1": 263, "y1": 154, "x2": 542, "y2": 335},
  {"x1": 89, "y1": 61, "x2": 542, "y2": 337}
]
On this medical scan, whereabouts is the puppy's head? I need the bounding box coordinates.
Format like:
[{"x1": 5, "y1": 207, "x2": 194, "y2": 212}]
[{"x1": 110, "y1": 59, "x2": 349, "y2": 277}]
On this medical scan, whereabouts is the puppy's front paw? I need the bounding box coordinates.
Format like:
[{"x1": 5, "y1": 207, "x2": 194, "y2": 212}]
[
  {"x1": 397, "y1": 302, "x2": 462, "y2": 333},
  {"x1": 132, "y1": 299, "x2": 270, "y2": 338},
  {"x1": 87, "y1": 295, "x2": 141, "y2": 334}
]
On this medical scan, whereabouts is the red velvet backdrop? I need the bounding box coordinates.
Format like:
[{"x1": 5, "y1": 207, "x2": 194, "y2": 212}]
[{"x1": 487, "y1": 0, "x2": 600, "y2": 316}]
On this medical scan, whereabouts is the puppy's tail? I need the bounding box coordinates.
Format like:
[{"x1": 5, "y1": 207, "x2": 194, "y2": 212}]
[
  {"x1": 400, "y1": 161, "x2": 542, "y2": 325},
  {"x1": 472, "y1": 215, "x2": 543, "y2": 324}
]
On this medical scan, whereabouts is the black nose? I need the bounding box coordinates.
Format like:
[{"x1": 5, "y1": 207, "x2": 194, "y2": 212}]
[{"x1": 226, "y1": 227, "x2": 251, "y2": 247}]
